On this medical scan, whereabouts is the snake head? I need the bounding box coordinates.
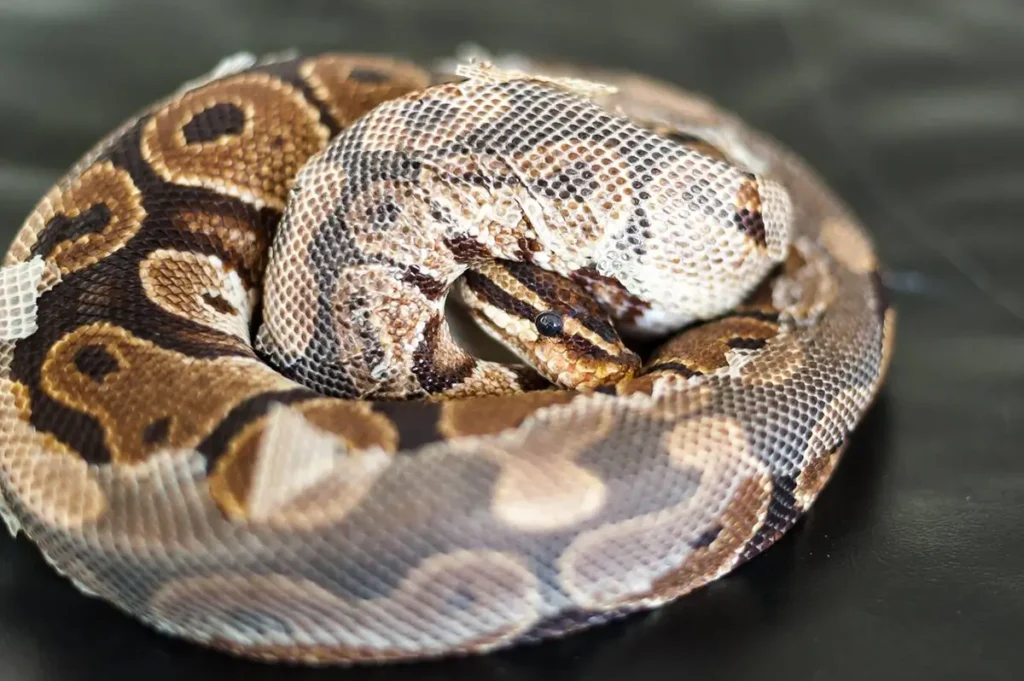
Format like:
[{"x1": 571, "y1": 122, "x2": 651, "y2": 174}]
[{"x1": 455, "y1": 260, "x2": 641, "y2": 391}]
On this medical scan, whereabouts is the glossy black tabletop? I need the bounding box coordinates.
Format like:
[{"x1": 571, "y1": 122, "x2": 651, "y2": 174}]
[{"x1": 1, "y1": 1, "x2": 1021, "y2": 679}]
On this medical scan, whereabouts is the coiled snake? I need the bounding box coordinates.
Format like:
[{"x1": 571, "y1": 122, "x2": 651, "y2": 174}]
[{"x1": 0, "y1": 51, "x2": 895, "y2": 664}]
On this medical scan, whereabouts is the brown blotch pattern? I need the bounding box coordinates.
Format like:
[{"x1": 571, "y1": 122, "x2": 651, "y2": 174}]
[
  {"x1": 40, "y1": 323, "x2": 295, "y2": 463},
  {"x1": 141, "y1": 73, "x2": 330, "y2": 211},
  {"x1": 328, "y1": 264, "x2": 439, "y2": 398},
  {"x1": 21, "y1": 161, "x2": 145, "y2": 274},
  {"x1": 300, "y1": 55, "x2": 432, "y2": 128},
  {"x1": 438, "y1": 389, "x2": 578, "y2": 438},
  {"x1": 171, "y1": 209, "x2": 268, "y2": 286},
  {"x1": 0, "y1": 378, "x2": 106, "y2": 528},
  {"x1": 208, "y1": 402, "x2": 396, "y2": 525},
  {"x1": 558, "y1": 414, "x2": 770, "y2": 609},
  {"x1": 734, "y1": 177, "x2": 767, "y2": 248},
  {"x1": 445, "y1": 234, "x2": 493, "y2": 264},
  {"x1": 570, "y1": 266, "x2": 651, "y2": 330},
  {"x1": 645, "y1": 316, "x2": 780, "y2": 376},
  {"x1": 474, "y1": 405, "x2": 615, "y2": 532},
  {"x1": 149, "y1": 551, "x2": 540, "y2": 662},
  {"x1": 139, "y1": 250, "x2": 253, "y2": 343}
]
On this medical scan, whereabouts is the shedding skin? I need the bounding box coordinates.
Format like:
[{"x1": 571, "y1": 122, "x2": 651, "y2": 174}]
[{"x1": 255, "y1": 64, "x2": 793, "y2": 400}]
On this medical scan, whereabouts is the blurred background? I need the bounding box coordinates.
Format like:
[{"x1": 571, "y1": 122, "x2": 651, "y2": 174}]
[{"x1": 1, "y1": 1, "x2": 1022, "y2": 680}]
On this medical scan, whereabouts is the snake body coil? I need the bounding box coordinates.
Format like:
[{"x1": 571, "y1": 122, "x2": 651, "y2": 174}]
[{"x1": 0, "y1": 52, "x2": 894, "y2": 664}]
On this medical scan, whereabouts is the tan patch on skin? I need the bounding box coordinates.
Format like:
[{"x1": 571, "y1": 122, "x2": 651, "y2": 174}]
[
  {"x1": 300, "y1": 54, "x2": 432, "y2": 128},
  {"x1": 150, "y1": 551, "x2": 540, "y2": 662},
  {"x1": 209, "y1": 399, "x2": 398, "y2": 523},
  {"x1": 794, "y1": 441, "x2": 848, "y2": 511},
  {"x1": 820, "y1": 217, "x2": 878, "y2": 274},
  {"x1": 736, "y1": 177, "x2": 762, "y2": 214},
  {"x1": 438, "y1": 390, "x2": 578, "y2": 438},
  {"x1": 139, "y1": 250, "x2": 254, "y2": 342},
  {"x1": 0, "y1": 378, "x2": 107, "y2": 528},
  {"x1": 481, "y1": 407, "x2": 615, "y2": 532},
  {"x1": 14, "y1": 161, "x2": 146, "y2": 275},
  {"x1": 141, "y1": 72, "x2": 330, "y2": 211},
  {"x1": 646, "y1": 316, "x2": 780, "y2": 376},
  {"x1": 40, "y1": 323, "x2": 295, "y2": 463},
  {"x1": 559, "y1": 414, "x2": 770, "y2": 609}
]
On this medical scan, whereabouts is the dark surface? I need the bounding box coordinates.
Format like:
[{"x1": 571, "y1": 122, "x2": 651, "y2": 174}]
[{"x1": 1, "y1": 1, "x2": 1022, "y2": 679}]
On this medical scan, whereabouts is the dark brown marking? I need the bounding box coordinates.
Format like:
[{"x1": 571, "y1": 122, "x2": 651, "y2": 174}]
[
  {"x1": 142, "y1": 416, "x2": 172, "y2": 445},
  {"x1": 733, "y1": 209, "x2": 767, "y2": 247},
  {"x1": 371, "y1": 400, "x2": 443, "y2": 450},
  {"x1": 639, "y1": 361, "x2": 702, "y2": 378},
  {"x1": 411, "y1": 317, "x2": 477, "y2": 394},
  {"x1": 201, "y1": 292, "x2": 238, "y2": 315},
  {"x1": 726, "y1": 337, "x2": 768, "y2": 351},
  {"x1": 72, "y1": 345, "x2": 119, "y2": 383},
  {"x1": 515, "y1": 236, "x2": 543, "y2": 263},
  {"x1": 647, "y1": 316, "x2": 778, "y2": 375},
  {"x1": 563, "y1": 335, "x2": 612, "y2": 361},
  {"x1": 349, "y1": 67, "x2": 391, "y2": 84},
  {"x1": 569, "y1": 265, "x2": 652, "y2": 328},
  {"x1": 444, "y1": 234, "x2": 492, "y2": 264},
  {"x1": 401, "y1": 266, "x2": 447, "y2": 300},
  {"x1": 462, "y1": 270, "x2": 540, "y2": 321},
  {"x1": 739, "y1": 474, "x2": 798, "y2": 564},
  {"x1": 870, "y1": 269, "x2": 890, "y2": 325},
  {"x1": 500, "y1": 261, "x2": 622, "y2": 344},
  {"x1": 198, "y1": 388, "x2": 317, "y2": 466},
  {"x1": 181, "y1": 103, "x2": 247, "y2": 145},
  {"x1": 31, "y1": 203, "x2": 114, "y2": 261},
  {"x1": 691, "y1": 524, "x2": 724, "y2": 549},
  {"x1": 734, "y1": 178, "x2": 768, "y2": 248}
]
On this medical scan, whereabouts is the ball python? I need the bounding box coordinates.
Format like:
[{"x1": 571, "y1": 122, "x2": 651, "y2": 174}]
[{"x1": 0, "y1": 50, "x2": 895, "y2": 665}]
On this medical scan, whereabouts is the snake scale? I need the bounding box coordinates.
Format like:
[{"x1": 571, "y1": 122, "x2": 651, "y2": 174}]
[{"x1": 0, "y1": 50, "x2": 894, "y2": 665}]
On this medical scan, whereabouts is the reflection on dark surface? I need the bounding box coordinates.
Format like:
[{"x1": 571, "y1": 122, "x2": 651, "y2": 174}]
[{"x1": 1, "y1": 1, "x2": 1022, "y2": 680}]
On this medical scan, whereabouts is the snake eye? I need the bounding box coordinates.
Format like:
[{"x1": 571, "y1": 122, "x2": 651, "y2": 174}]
[{"x1": 534, "y1": 311, "x2": 564, "y2": 337}]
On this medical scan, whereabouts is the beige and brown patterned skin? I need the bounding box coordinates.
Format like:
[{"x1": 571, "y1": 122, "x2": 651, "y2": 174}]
[{"x1": 0, "y1": 50, "x2": 894, "y2": 665}]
